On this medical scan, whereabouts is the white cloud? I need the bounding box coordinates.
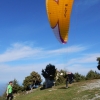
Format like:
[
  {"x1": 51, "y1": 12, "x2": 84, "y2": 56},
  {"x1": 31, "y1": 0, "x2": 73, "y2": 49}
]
[
  {"x1": 66, "y1": 53, "x2": 100, "y2": 66},
  {"x1": 49, "y1": 45, "x2": 86, "y2": 54},
  {"x1": 0, "y1": 62, "x2": 54, "y2": 83},
  {"x1": 0, "y1": 43, "x2": 87, "y2": 63},
  {"x1": 67, "y1": 64, "x2": 98, "y2": 75},
  {"x1": 0, "y1": 43, "x2": 42, "y2": 63},
  {"x1": 53, "y1": 62, "x2": 98, "y2": 76},
  {"x1": 0, "y1": 56, "x2": 99, "y2": 84},
  {"x1": 77, "y1": 54, "x2": 100, "y2": 63},
  {"x1": 0, "y1": 42, "x2": 99, "y2": 84}
]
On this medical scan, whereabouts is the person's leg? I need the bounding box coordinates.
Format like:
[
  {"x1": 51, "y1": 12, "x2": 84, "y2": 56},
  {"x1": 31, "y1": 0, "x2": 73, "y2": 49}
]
[
  {"x1": 6, "y1": 94, "x2": 10, "y2": 100},
  {"x1": 7, "y1": 93, "x2": 13, "y2": 100},
  {"x1": 9, "y1": 93, "x2": 13, "y2": 100},
  {"x1": 66, "y1": 81, "x2": 68, "y2": 88}
]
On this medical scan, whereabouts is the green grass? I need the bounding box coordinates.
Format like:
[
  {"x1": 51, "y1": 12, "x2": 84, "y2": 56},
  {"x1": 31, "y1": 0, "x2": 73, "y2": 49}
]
[
  {"x1": 1, "y1": 80, "x2": 100, "y2": 100},
  {"x1": 15, "y1": 85, "x2": 77, "y2": 100}
]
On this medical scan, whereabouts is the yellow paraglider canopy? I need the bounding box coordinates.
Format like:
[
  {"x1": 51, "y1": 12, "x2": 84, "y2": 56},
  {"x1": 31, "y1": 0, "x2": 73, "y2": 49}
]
[{"x1": 46, "y1": 0, "x2": 74, "y2": 44}]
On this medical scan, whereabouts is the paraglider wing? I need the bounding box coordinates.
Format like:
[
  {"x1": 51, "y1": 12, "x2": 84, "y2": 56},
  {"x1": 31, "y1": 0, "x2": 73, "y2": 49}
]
[{"x1": 46, "y1": 0, "x2": 74, "y2": 44}]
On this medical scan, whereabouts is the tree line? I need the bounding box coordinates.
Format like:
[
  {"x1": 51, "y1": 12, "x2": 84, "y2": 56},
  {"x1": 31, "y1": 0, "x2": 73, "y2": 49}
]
[{"x1": 1, "y1": 64, "x2": 100, "y2": 96}]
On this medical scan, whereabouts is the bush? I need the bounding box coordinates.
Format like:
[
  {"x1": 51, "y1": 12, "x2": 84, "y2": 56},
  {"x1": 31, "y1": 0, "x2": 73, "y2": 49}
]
[
  {"x1": 55, "y1": 70, "x2": 67, "y2": 85},
  {"x1": 23, "y1": 71, "x2": 42, "y2": 90},
  {"x1": 55, "y1": 75, "x2": 66, "y2": 85},
  {"x1": 86, "y1": 70, "x2": 100, "y2": 80},
  {"x1": 13, "y1": 79, "x2": 22, "y2": 94},
  {"x1": 74, "y1": 72, "x2": 86, "y2": 82}
]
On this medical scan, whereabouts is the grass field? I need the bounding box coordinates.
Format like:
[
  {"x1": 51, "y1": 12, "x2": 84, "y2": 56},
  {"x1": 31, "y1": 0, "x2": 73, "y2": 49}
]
[{"x1": 1, "y1": 79, "x2": 100, "y2": 100}]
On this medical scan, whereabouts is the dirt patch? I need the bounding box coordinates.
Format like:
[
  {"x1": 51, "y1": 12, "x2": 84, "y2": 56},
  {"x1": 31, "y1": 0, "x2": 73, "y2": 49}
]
[
  {"x1": 80, "y1": 80, "x2": 100, "y2": 91},
  {"x1": 74, "y1": 80, "x2": 100, "y2": 100}
]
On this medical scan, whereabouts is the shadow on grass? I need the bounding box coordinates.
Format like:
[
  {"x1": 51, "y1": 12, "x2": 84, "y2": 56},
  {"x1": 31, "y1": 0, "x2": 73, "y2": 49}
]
[{"x1": 58, "y1": 87, "x2": 71, "y2": 89}]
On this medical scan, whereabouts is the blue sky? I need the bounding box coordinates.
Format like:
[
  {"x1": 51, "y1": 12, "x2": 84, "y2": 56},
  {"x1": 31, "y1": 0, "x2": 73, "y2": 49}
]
[{"x1": 0, "y1": 0, "x2": 100, "y2": 85}]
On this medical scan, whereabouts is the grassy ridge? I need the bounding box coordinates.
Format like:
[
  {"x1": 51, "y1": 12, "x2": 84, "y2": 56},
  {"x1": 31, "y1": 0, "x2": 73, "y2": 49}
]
[
  {"x1": 14, "y1": 80, "x2": 100, "y2": 100},
  {"x1": 15, "y1": 85, "x2": 77, "y2": 100},
  {"x1": 1, "y1": 80, "x2": 100, "y2": 100}
]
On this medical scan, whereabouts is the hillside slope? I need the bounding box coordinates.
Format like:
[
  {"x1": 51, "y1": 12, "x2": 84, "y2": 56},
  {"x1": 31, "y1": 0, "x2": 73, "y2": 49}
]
[{"x1": 1, "y1": 79, "x2": 100, "y2": 100}]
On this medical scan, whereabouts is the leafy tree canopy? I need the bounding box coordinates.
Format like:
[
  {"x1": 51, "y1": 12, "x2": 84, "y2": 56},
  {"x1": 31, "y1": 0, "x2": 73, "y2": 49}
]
[
  {"x1": 97, "y1": 57, "x2": 100, "y2": 61},
  {"x1": 42, "y1": 64, "x2": 56, "y2": 80},
  {"x1": 23, "y1": 71, "x2": 42, "y2": 90}
]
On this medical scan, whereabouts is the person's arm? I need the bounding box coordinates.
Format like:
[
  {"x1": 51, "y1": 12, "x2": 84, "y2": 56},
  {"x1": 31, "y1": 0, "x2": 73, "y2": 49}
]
[{"x1": 6, "y1": 86, "x2": 9, "y2": 96}]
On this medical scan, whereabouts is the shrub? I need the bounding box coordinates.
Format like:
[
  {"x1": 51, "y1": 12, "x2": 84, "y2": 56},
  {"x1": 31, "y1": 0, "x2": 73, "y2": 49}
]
[
  {"x1": 74, "y1": 72, "x2": 86, "y2": 82},
  {"x1": 86, "y1": 70, "x2": 100, "y2": 80}
]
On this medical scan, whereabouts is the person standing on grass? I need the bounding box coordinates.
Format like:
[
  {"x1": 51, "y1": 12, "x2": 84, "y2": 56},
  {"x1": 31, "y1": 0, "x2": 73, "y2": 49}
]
[
  {"x1": 66, "y1": 72, "x2": 74, "y2": 88},
  {"x1": 66, "y1": 75, "x2": 69, "y2": 88},
  {"x1": 6, "y1": 81, "x2": 13, "y2": 100},
  {"x1": 67, "y1": 72, "x2": 74, "y2": 84}
]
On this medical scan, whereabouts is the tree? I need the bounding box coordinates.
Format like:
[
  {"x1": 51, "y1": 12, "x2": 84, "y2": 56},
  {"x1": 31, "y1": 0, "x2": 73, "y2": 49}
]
[
  {"x1": 86, "y1": 70, "x2": 96, "y2": 80},
  {"x1": 55, "y1": 70, "x2": 67, "y2": 85},
  {"x1": 23, "y1": 71, "x2": 42, "y2": 90},
  {"x1": 13, "y1": 79, "x2": 22, "y2": 93},
  {"x1": 41, "y1": 64, "x2": 56, "y2": 88},
  {"x1": 86, "y1": 70, "x2": 100, "y2": 80},
  {"x1": 74, "y1": 72, "x2": 86, "y2": 82},
  {"x1": 97, "y1": 57, "x2": 100, "y2": 61},
  {"x1": 97, "y1": 57, "x2": 100, "y2": 70},
  {"x1": 42, "y1": 64, "x2": 56, "y2": 80}
]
